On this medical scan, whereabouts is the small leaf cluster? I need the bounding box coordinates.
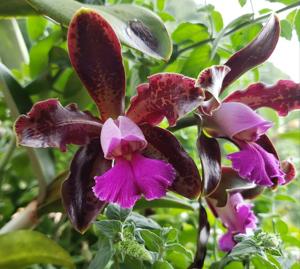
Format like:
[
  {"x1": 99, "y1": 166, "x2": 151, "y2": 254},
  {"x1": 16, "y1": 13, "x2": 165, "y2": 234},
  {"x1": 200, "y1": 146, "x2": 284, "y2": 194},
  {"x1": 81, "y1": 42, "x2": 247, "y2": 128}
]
[{"x1": 90, "y1": 204, "x2": 193, "y2": 269}]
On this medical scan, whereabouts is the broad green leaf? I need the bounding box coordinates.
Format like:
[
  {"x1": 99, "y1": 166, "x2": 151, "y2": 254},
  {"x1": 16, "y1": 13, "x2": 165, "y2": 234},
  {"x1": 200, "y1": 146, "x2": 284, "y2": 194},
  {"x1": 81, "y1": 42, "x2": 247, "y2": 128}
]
[
  {"x1": 127, "y1": 213, "x2": 161, "y2": 229},
  {"x1": 230, "y1": 23, "x2": 262, "y2": 51},
  {"x1": 211, "y1": 10, "x2": 223, "y2": 32},
  {"x1": 153, "y1": 261, "x2": 174, "y2": 269},
  {"x1": 182, "y1": 45, "x2": 214, "y2": 77},
  {"x1": 211, "y1": 13, "x2": 254, "y2": 59},
  {"x1": 166, "y1": 243, "x2": 193, "y2": 261},
  {"x1": 105, "y1": 204, "x2": 131, "y2": 222},
  {"x1": 135, "y1": 196, "x2": 194, "y2": 211},
  {"x1": 0, "y1": 230, "x2": 74, "y2": 269},
  {"x1": 95, "y1": 220, "x2": 122, "y2": 239},
  {"x1": 88, "y1": 233, "x2": 113, "y2": 269},
  {"x1": 139, "y1": 229, "x2": 163, "y2": 252},
  {"x1": 251, "y1": 254, "x2": 279, "y2": 269},
  {"x1": 280, "y1": 19, "x2": 293, "y2": 40},
  {"x1": 275, "y1": 194, "x2": 297, "y2": 203},
  {"x1": 224, "y1": 261, "x2": 244, "y2": 269},
  {"x1": 239, "y1": 0, "x2": 247, "y2": 6},
  {"x1": 275, "y1": 220, "x2": 288, "y2": 236},
  {"x1": 29, "y1": 30, "x2": 62, "y2": 78},
  {"x1": 26, "y1": 17, "x2": 48, "y2": 40},
  {"x1": 172, "y1": 22, "x2": 210, "y2": 43},
  {"x1": 26, "y1": 0, "x2": 172, "y2": 60}
]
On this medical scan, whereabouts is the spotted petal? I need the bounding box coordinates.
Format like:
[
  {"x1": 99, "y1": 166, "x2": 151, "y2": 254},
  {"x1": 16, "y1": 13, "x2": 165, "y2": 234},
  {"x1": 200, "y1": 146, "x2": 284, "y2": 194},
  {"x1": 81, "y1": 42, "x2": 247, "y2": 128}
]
[
  {"x1": 68, "y1": 9, "x2": 125, "y2": 121},
  {"x1": 224, "y1": 80, "x2": 300, "y2": 116},
  {"x1": 15, "y1": 99, "x2": 101, "y2": 152},
  {"x1": 126, "y1": 73, "x2": 204, "y2": 126}
]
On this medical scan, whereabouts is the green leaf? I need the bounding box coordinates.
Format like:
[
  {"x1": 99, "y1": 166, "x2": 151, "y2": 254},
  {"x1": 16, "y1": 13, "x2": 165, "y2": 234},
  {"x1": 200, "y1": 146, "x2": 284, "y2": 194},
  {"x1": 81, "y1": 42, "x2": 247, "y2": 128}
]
[
  {"x1": 135, "y1": 196, "x2": 194, "y2": 211},
  {"x1": 230, "y1": 23, "x2": 262, "y2": 51},
  {"x1": 275, "y1": 220, "x2": 288, "y2": 236},
  {"x1": 139, "y1": 229, "x2": 163, "y2": 252},
  {"x1": 95, "y1": 220, "x2": 122, "y2": 239},
  {"x1": 0, "y1": 230, "x2": 74, "y2": 269},
  {"x1": 211, "y1": 10, "x2": 223, "y2": 32},
  {"x1": 106, "y1": 204, "x2": 131, "y2": 222},
  {"x1": 29, "y1": 30, "x2": 62, "y2": 78},
  {"x1": 224, "y1": 261, "x2": 244, "y2": 269},
  {"x1": 275, "y1": 194, "x2": 297, "y2": 203},
  {"x1": 239, "y1": 0, "x2": 247, "y2": 6},
  {"x1": 88, "y1": 233, "x2": 113, "y2": 269},
  {"x1": 166, "y1": 243, "x2": 193, "y2": 261},
  {"x1": 280, "y1": 19, "x2": 293, "y2": 40},
  {"x1": 26, "y1": 17, "x2": 48, "y2": 40},
  {"x1": 211, "y1": 13, "x2": 254, "y2": 59},
  {"x1": 25, "y1": 0, "x2": 172, "y2": 60},
  {"x1": 153, "y1": 261, "x2": 174, "y2": 269},
  {"x1": 295, "y1": 10, "x2": 300, "y2": 41},
  {"x1": 127, "y1": 212, "x2": 161, "y2": 229},
  {"x1": 172, "y1": 22, "x2": 210, "y2": 43},
  {"x1": 251, "y1": 254, "x2": 279, "y2": 269},
  {"x1": 182, "y1": 45, "x2": 214, "y2": 77}
]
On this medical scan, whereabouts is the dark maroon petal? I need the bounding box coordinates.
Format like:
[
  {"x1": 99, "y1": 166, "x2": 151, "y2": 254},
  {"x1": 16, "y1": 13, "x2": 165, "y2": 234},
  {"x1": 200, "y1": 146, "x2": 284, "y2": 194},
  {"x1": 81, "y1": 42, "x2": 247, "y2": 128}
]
[
  {"x1": 14, "y1": 99, "x2": 102, "y2": 152},
  {"x1": 255, "y1": 134, "x2": 278, "y2": 158},
  {"x1": 68, "y1": 9, "x2": 125, "y2": 121},
  {"x1": 197, "y1": 132, "x2": 221, "y2": 196},
  {"x1": 61, "y1": 140, "x2": 111, "y2": 233},
  {"x1": 141, "y1": 124, "x2": 201, "y2": 199},
  {"x1": 188, "y1": 205, "x2": 210, "y2": 269},
  {"x1": 281, "y1": 160, "x2": 296, "y2": 185},
  {"x1": 126, "y1": 73, "x2": 204, "y2": 127},
  {"x1": 207, "y1": 167, "x2": 258, "y2": 207},
  {"x1": 221, "y1": 15, "x2": 280, "y2": 91},
  {"x1": 224, "y1": 80, "x2": 300, "y2": 116}
]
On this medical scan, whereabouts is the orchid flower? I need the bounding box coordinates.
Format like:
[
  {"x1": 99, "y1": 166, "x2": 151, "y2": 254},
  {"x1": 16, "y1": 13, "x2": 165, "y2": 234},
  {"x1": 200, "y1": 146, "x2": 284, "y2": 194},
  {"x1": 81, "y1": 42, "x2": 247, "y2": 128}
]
[
  {"x1": 195, "y1": 15, "x2": 299, "y2": 252},
  {"x1": 209, "y1": 191, "x2": 257, "y2": 252},
  {"x1": 14, "y1": 9, "x2": 205, "y2": 232},
  {"x1": 127, "y1": 14, "x2": 299, "y2": 251}
]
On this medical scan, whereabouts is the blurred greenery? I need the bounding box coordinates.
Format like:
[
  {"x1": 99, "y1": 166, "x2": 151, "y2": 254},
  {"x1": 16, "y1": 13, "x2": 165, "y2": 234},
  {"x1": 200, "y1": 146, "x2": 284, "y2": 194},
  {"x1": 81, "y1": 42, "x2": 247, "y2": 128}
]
[{"x1": 0, "y1": 0, "x2": 299, "y2": 268}]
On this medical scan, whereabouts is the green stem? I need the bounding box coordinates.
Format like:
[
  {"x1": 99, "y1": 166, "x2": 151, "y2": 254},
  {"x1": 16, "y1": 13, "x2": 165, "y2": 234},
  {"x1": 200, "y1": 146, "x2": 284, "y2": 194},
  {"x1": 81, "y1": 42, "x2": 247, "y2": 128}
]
[
  {"x1": 0, "y1": 136, "x2": 16, "y2": 174},
  {"x1": 174, "y1": 2, "x2": 300, "y2": 58},
  {"x1": 213, "y1": 221, "x2": 218, "y2": 261},
  {"x1": 167, "y1": 115, "x2": 198, "y2": 132}
]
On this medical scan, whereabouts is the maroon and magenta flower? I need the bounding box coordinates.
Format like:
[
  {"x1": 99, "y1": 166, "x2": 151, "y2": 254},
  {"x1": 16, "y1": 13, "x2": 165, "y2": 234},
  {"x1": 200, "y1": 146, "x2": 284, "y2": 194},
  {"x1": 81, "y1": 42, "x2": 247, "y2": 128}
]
[{"x1": 14, "y1": 8, "x2": 204, "y2": 232}]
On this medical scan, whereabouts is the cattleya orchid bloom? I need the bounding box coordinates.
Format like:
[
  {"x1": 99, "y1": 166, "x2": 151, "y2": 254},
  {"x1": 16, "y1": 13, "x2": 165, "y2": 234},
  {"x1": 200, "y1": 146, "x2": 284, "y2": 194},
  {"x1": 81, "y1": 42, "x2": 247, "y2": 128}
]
[
  {"x1": 194, "y1": 15, "x2": 299, "y2": 251},
  {"x1": 209, "y1": 192, "x2": 257, "y2": 252},
  {"x1": 14, "y1": 8, "x2": 205, "y2": 232}
]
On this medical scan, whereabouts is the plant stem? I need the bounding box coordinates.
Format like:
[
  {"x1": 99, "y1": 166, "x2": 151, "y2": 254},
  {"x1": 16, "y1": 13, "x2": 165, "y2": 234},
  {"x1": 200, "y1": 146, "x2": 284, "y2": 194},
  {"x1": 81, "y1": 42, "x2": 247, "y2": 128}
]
[
  {"x1": 174, "y1": 2, "x2": 300, "y2": 58},
  {"x1": 168, "y1": 115, "x2": 198, "y2": 132},
  {"x1": 0, "y1": 136, "x2": 16, "y2": 174},
  {"x1": 0, "y1": 136, "x2": 16, "y2": 192}
]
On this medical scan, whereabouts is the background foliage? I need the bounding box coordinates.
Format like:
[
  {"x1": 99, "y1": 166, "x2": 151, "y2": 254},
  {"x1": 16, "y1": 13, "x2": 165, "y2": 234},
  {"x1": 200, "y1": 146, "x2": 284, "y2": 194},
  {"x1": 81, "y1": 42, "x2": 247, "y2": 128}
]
[{"x1": 0, "y1": 0, "x2": 299, "y2": 268}]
